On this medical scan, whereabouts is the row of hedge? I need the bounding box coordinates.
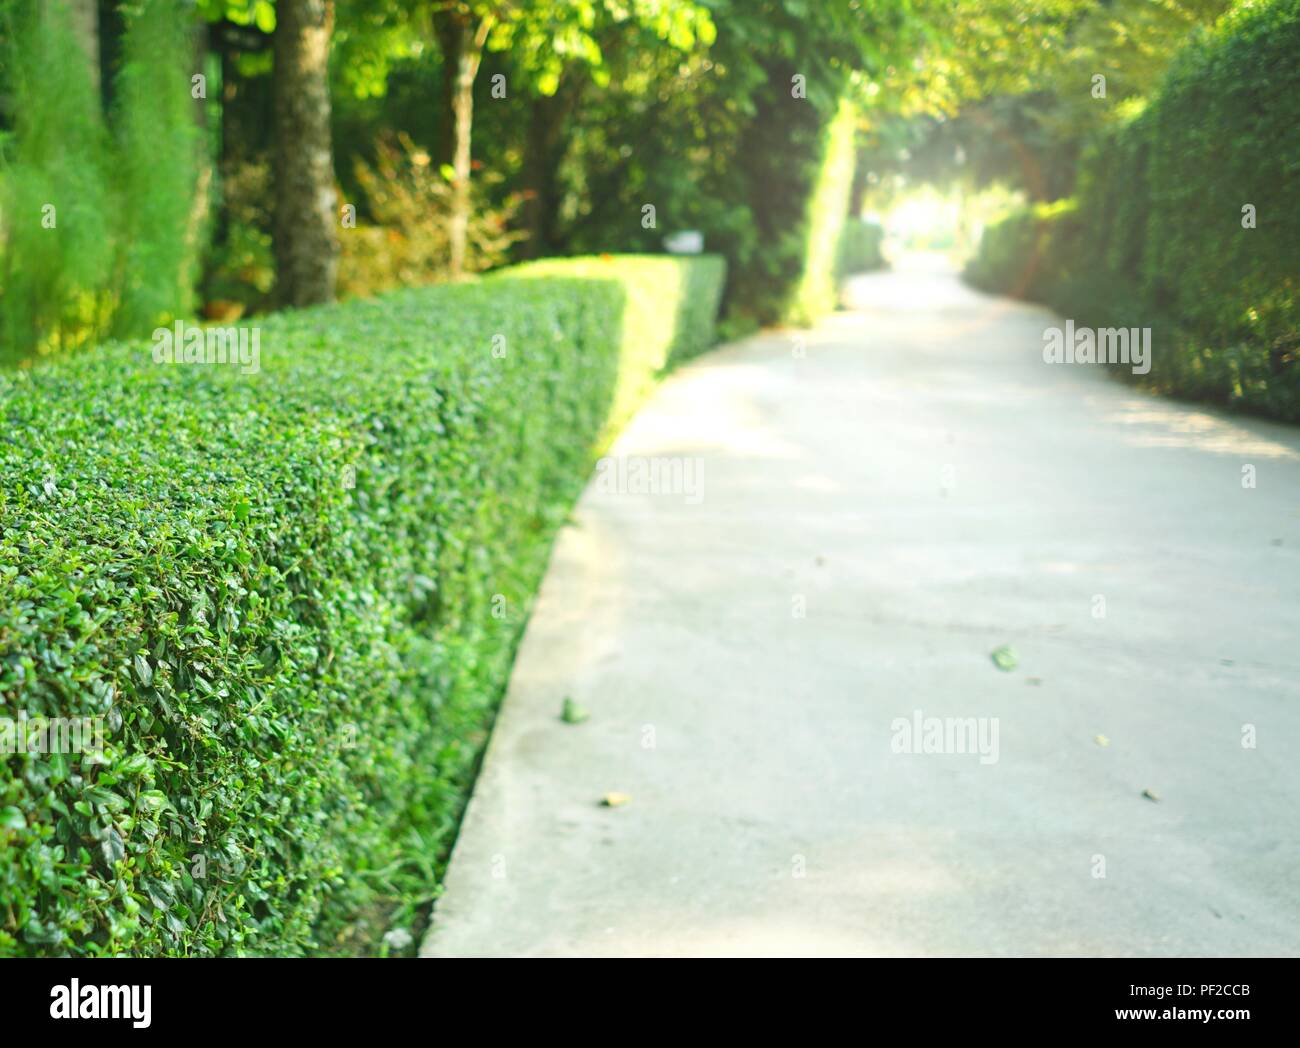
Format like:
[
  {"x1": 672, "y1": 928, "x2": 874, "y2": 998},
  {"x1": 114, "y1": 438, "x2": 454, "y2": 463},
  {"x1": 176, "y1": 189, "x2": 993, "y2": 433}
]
[
  {"x1": 787, "y1": 97, "x2": 861, "y2": 325},
  {"x1": 707, "y1": 65, "x2": 864, "y2": 332},
  {"x1": 835, "y1": 218, "x2": 887, "y2": 280},
  {"x1": 964, "y1": 0, "x2": 1299, "y2": 421},
  {"x1": 0, "y1": 254, "x2": 725, "y2": 956}
]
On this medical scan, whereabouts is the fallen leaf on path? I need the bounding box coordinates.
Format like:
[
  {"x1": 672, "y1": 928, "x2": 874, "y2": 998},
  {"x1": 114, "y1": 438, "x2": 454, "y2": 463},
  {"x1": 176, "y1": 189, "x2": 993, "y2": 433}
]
[
  {"x1": 601, "y1": 792, "x2": 631, "y2": 808},
  {"x1": 1094, "y1": 734, "x2": 1110, "y2": 747},
  {"x1": 1142, "y1": 788, "x2": 1160, "y2": 802},
  {"x1": 990, "y1": 645, "x2": 1018, "y2": 671},
  {"x1": 560, "y1": 697, "x2": 589, "y2": 724}
]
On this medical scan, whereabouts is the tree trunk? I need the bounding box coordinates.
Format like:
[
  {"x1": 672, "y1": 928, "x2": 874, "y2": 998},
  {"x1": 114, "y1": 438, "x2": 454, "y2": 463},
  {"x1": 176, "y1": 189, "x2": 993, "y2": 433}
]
[
  {"x1": 433, "y1": 11, "x2": 461, "y2": 172},
  {"x1": 520, "y1": 79, "x2": 579, "y2": 259},
  {"x1": 272, "y1": 0, "x2": 338, "y2": 306},
  {"x1": 435, "y1": 10, "x2": 492, "y2": 280}
]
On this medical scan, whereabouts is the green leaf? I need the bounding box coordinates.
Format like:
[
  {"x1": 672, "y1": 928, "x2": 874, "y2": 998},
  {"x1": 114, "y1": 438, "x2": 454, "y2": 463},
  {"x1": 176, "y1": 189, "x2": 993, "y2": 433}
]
[
  {"x1": 22, "y1": 919, "x2": 61, "y2": 945},
  {"x1": 990, "y1": 645, "x2": 1018, "y2": 672},
  {"x1": 101, "y1": 828, "x2": 125, "y2": 866},
  {"x1": 560, "y1": 697, "x2": 589, "y2": 724},
  {"x1": 86, "y1": 787, "x2": 129, "y2": 812},
  {"x1": 0, "y1": 807, "x2": 25, "y2": 831},
  {"x1": 134, "y1": 653, "x2": 153, "y2": 686},
  {"x1": 253, "y1": 1, "x2": 275, "y2": 34}
]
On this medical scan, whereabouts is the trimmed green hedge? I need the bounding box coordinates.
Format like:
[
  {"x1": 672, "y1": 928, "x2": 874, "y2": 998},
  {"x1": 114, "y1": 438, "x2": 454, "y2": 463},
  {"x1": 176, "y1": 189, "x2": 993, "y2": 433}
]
[
  {"x1": 964, "y1": 0, "x2": 1299, "y2": 420},
  {"x1": 963, "y1": 198, "x2": 1083, "y2": 307},
  {"x1": 835, "y1": 218, "x2": 887, "y2": 279},
  {"x1": 505, "y1": 255, "x2": 727, "y2": 438},
  {"x1": 789, "y1": 97, "x2": 859, "y2": 325},
  {"x1": 718, "y1": 72, "x2": 861, "y2": 330},
  {"x1": 0, "y1": 254, "x2": 724, "y2": 956}
]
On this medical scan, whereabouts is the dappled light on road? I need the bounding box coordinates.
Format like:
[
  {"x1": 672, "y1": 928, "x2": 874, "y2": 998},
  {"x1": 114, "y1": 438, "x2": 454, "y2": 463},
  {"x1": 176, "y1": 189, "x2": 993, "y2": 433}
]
[{"x1": 1096, "y1": 400, "x2": 1300, "y2": 461}]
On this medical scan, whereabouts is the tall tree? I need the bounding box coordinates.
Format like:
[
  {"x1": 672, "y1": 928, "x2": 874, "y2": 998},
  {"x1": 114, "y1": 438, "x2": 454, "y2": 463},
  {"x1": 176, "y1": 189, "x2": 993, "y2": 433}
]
[
  {"x1": 273, "y1": 0, "x2": 339, "y2": 305},
  {"x1": 432, "y1": 4, "x2": 494, "y2": 279},
  {"x1": 518, "y1": 74, "x2": 581, "y2": 258},
  {"x1": 431, "y1": 0, "x2": 713, "y2": 278}
]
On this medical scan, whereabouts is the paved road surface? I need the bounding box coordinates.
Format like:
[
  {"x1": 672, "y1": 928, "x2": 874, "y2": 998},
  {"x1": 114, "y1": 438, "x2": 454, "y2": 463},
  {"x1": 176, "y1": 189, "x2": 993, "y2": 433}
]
[{"x1": 422, "y1": 256, "x2": 1300, "y2": 957}]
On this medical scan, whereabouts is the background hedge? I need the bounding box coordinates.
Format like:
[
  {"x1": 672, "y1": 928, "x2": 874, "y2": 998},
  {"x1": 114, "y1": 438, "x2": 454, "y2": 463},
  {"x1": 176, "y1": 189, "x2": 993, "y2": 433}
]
[
  {"x1": 835, "y1": 217, "x2": 887, "y2": 280},
  {"x1": 0, "y1": 254, "x2": 724, "y2": 956},
  {"x1": 963, "y1": 0, "x2": 1299, "y2": 421},
  {"x1": 789, "y1": 98, "x2": 860, "y2": 326},
  {"x1": 0, "y1": 0, "x2": 201, "y2": 365}
]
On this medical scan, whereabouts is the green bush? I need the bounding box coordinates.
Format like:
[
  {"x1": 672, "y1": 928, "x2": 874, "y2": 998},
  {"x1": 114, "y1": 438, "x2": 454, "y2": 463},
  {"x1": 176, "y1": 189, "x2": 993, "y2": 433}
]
[
  {"x1": 963, "y1": 198, "x2": 1083, "y2": 308},
  {"x1": 835, "y1": 217, "x2": 887, "y2": 278},
  {"x1": 789, "y1": 98, "x2": 859, "y2": 325},
  {"x1": 338, "y1": 133, "x2": 524, "y2": 301},
  {"x1": 0, "y1": 0, "x2": 201, "y2": 365},
  {"x1": 964, "y1": 0, "x2": 1300, "y2": 420},
  {"x1": 0, "y1": 0, "x2": 114, "y2": 362},
  {"x1": 724, "y1": 83, "x2": 860, "y2": 328},
  {"x1": 506, "y1": 254, "x2": 726, "y2": 437},
  {"x1": 0, "y1": 254, "x2": 724, "y2": 956},
  {"x1": 110, "y1": 0, "x2": 203, "y2": 339}
]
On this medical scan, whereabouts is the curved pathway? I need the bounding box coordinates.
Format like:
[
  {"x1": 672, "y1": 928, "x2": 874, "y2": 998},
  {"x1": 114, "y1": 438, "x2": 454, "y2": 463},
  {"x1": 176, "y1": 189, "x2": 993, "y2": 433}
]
[{"x1": 422, "y1": 256, "x2": 1300, "y2": 957}]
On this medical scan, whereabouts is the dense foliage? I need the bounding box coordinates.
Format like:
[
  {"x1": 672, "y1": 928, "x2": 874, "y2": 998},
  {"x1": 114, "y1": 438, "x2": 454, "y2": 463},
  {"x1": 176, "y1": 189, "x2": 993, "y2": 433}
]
[
  {"x1": 856, "y1": 1, "x2": 1233, "y2": 207},
  {"x1": 0, "y1": 0, "x2": 201, "y2": 364},
  {"x1": 0, "y1": 0, "x2": 944, "y2": 363},
  {"x1": 2, "y1": 0, "x2": 1291, "y2": 963},
  {"x1": 964, "y1": 0, "x2": 1299, "y2": 420},
  {"x1": 517, "y1": 2, "x2": 923, "y2": 328},
  {"x1": 338, "y1": 133, "x2": 524, "y2": 299},
  {"x1": 790, "y1": 98, "x2": 860, "y2": 324},
  {"x1": 0, "y1": 255, "x2": 724, "y2": 956},
  {"x1": 835, "y1": 218, "x2": 887, "y2": 278}
]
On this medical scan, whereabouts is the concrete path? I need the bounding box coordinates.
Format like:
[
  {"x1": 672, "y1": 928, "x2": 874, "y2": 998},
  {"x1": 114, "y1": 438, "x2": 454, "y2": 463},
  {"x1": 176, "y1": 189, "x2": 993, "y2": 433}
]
[{"x1": 421, "y1": 256, "x2": 1300, "y2": 957}]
